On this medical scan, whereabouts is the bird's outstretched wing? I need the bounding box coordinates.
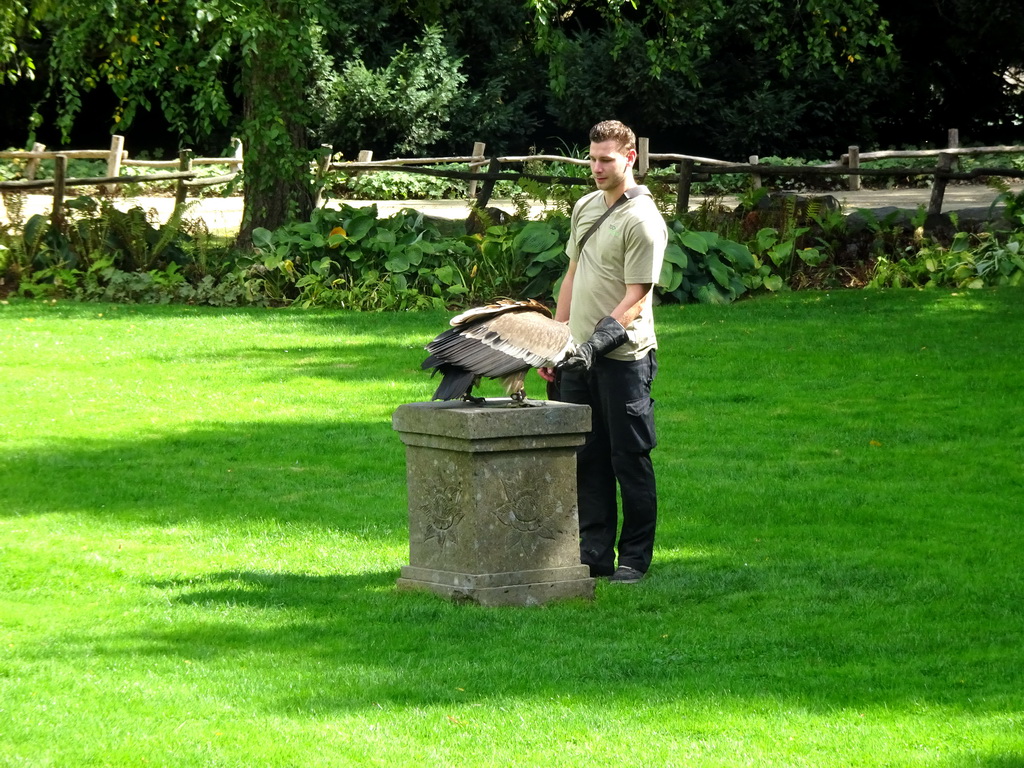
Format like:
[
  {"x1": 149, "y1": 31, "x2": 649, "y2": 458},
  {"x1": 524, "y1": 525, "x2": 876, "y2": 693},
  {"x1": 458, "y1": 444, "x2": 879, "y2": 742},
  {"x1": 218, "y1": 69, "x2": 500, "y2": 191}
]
[
  {"x1": 422, "y1": 300, "x2": 574, "y2": 401},
  {"x1": 458, "y1": 310, "x2": 573, "y2": 374}
]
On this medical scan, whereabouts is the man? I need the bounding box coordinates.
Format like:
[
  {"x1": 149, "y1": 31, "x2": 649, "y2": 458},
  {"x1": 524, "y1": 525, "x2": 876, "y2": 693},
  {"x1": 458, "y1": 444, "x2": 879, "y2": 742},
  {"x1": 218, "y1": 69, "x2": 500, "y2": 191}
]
[{"x1": 538, "y1": 120, "x2": 667, "y2": 584}]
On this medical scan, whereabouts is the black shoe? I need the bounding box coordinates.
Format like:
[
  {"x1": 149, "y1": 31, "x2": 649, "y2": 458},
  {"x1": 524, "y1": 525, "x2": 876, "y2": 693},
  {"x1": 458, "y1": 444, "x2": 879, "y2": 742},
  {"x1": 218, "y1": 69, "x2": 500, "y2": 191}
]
[{"x1": 608, "y1": 566, "x2": 645, "y2": 584}]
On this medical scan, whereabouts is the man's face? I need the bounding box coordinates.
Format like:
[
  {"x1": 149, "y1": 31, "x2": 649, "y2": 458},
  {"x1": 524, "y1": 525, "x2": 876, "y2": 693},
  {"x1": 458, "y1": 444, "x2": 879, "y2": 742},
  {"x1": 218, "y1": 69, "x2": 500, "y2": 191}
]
[{"x1": 589, "y1": 139, "x2": 635, "y2": 192}]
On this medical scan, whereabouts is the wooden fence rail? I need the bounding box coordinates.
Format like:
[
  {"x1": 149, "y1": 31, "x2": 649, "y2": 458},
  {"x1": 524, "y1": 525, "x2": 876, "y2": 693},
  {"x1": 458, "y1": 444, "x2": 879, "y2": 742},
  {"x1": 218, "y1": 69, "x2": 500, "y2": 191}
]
[
  {"x1": 0, "y1": 135, "x2": 243, "y2": 181},
  {"x1": 0, "y1": 135, "x2": 243, "y2": 226}
]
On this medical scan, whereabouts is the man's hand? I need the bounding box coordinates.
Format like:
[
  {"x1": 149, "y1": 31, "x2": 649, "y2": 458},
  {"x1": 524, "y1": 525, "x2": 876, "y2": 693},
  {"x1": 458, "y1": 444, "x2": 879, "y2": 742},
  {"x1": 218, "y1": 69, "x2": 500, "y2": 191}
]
[
  {"x1": 558, "y1": 316, "x2": 628, "y2": 373},
  {"x1": 537, "y1": 366, "x2": 557, "y2": 383}
]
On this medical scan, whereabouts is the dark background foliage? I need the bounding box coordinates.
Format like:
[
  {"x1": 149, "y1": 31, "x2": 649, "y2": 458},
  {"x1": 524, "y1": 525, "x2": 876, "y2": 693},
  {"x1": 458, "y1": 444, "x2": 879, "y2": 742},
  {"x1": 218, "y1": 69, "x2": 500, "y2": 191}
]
[{"x1": 2, "y1": 0, "x2": 1022, "y2": 167}]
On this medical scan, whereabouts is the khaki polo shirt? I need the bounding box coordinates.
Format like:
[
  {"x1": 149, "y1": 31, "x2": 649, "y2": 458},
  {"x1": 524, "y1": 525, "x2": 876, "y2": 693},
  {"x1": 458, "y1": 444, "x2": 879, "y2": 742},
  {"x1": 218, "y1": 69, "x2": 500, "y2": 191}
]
[{"x1": 566, "y1": 188, "x2": 667, "y2": 361}]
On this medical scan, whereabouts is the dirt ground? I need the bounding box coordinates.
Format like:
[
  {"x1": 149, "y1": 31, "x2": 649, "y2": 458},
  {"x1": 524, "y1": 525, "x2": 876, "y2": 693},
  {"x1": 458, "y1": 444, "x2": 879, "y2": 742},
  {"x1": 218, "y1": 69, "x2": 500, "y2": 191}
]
[{"x1": 3, "y1": 183, "x2": 1019, "y2": 233}]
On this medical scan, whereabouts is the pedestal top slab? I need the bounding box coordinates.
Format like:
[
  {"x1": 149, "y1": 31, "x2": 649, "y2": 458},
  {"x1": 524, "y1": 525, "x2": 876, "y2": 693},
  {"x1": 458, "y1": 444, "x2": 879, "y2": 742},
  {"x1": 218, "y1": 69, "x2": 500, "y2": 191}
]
[{"x1": 392, "y1": 399, "x2": 591, "y2": 441}]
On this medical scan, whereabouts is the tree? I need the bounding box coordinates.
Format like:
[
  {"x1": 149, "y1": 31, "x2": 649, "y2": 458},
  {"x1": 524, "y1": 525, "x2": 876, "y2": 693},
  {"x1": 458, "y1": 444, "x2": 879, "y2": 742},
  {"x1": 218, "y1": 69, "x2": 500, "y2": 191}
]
[
  {"x1": 311, "y1": 1, "x2": 547, "y2": 157},
  {"x1": 5, "y1": 0, "x2": 341, "y2": 245},
  {"x1": 4, "y1": 0, "x2": 548, "y2": 240},
  {"x1": 315, "y1": 25, "x2": 467, "y2": 158},
  {"x1": 526, "y1": 0, "x2": 899, "y2": 156},
  {"x1": 5, "y1": 0, "x2": 1021, "y2": 232},
  {"x1": 401, "y1": 1, "x2": 547, "y2": 155}
]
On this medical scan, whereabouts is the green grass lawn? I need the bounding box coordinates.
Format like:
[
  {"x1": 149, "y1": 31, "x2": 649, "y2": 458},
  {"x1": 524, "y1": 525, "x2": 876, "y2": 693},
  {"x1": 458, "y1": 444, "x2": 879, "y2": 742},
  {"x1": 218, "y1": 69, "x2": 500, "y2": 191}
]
[{"x1": 1, "y1": 290, "x2": 1022, "y2": 767}]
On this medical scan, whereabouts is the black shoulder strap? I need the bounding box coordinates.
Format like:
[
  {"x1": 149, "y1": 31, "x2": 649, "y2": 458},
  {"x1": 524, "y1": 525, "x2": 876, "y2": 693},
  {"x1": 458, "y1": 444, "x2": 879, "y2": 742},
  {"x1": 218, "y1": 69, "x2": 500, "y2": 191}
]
[{"x1": 576, "y1": 185, "x2": 651, "y2": 256}]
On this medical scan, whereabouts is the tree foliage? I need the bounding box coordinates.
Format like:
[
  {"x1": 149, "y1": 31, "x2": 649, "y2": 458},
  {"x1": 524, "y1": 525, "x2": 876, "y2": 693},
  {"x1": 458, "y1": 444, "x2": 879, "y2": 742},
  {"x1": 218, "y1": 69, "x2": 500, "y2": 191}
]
[
  {"x1": 3, "y1": 0, "x2": 1024, "y2": 245},
  {"x1": 876, "y1": 0, "x2": 1024, "y2": 145},
  {"x1": 316, "y1": 25, "x2": 466, "y2": 157},
  {"x1": 525, "y1": 0, "x2": 898, "y2": 154},
  {"x1": 1, "y1": 1, "x2": 37, "y2": 84},
  {"x1": 312, "y1": 2, "x2": 546, "y2": 157}
]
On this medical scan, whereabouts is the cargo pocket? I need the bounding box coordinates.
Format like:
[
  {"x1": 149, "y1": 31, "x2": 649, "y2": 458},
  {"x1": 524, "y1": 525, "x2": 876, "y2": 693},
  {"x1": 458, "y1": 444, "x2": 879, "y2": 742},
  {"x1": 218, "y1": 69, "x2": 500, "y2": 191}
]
[{"x1": 624, "y1": 396, "x2": 657, "y2": 452}]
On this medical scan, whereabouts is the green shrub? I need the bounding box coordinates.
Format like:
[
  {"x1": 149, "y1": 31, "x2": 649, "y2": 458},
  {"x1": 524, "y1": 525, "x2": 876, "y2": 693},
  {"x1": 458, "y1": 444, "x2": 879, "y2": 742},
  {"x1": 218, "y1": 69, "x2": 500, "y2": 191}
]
[
  {"x1": 329, "y1": 165, "x2": 524, "y2": 202},
  {"x1": 514, "y1": 145, "x2": 592, "y2": 214},
  {"x1": 246, "y1": 205, "x2": 475, "y2": 310},
  {"x1": 657, "y1": 223, "x2": 766, "y2": 304},
  {"x1": 316, "y1": 25, "x2": 466, "y2": 158},
  {"x1": 962, "y1": 152, "x2": 1024, "y2": 176},
  {"x1": 244, "y1": 206, "x2": 577, "y2": 310},
  {"x1": 7, "y1": 179, "x2": 1024, "y2": 309},
  {"x1": 4, "y1": 196, "x2": 240, "y2": 302},
  {"x1": 871, "y1": 230, "x2": 1024, "y2": 289},
  {"x1": 333, "y1": 168, "x2": 468, "y2": 201}
]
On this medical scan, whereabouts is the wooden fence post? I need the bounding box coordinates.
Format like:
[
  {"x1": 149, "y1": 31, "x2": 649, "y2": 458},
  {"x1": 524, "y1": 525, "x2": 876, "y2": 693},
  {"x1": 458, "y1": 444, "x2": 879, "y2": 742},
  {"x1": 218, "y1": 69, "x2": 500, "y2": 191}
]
[
  {"x1": 52, "y1": 154, "x2": 68, "y2": 231},
  {"x1": 314, "y1": 144, "x2": 332, "y2": 208},
  {"x1": 174, "y1": 149, "x2": 193, "y2": 211},
  {"x1": 25, "y1": 142, "x2": 46, "y2": 181},
  {"x1": 352, "y1": 150, "x2": 373, "y2": 186},
  {"x1": 467, "y1": 142, "x2": 486, "y2": 200},
  {"x1": 676, "y1": 159, "x2": 694, "y2": 217},
  {"x1": 928, "y1": 152, "x2": 954, "y2": 215},
  {"x1": 104, "y1": 135, "x2": 125, "y2": 195},
  {"x1": 749, "y1": 155, "x2": 761, "y2": 189},
  {"x1": 475, "y1": 158, "x2": 501, "y2": 208},
  {"x1": 847, "y1": 145, "x2": 861, "y2": 191},
  {"x1": 230, "y1": 136, "x2": 243, "y2": 169},
  {"x1": 948, "y1": 128, "x2": 960, "y2": 172},
  {"x1": 638, "y1": 137, "x2": 649, "y2": 178}
]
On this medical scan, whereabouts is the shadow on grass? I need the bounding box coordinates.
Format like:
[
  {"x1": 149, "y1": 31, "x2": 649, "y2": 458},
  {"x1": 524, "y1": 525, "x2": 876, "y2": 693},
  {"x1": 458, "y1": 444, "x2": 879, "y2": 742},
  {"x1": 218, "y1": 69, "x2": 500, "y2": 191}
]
[
  {"x1": 962, "y1": 756, "x2": 1024, "y2": 768},
  {"x1": 81, "y1": 543, "x2": 1018, "y2": 719},
  {"x1": 0, "y1": 299, "x2": 449, "y2": 338},
  {"x1": 0, "y1": 418, "x2": 408, "y2": 532}
]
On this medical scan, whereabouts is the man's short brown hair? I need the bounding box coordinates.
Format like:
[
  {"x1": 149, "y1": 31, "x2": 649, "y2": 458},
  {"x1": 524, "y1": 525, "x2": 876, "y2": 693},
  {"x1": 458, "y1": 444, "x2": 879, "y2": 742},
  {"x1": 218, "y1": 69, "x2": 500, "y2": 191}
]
[{"x1": 589, "y1": 120, "x2": 636, "y2": 153}]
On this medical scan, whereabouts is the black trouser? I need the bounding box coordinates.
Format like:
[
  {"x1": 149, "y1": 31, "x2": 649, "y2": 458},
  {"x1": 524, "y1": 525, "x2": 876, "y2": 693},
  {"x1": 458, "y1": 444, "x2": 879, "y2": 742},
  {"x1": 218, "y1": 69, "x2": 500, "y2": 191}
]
[{"x1": 558, "y1": 351, "x2": 658, "y2": 576}]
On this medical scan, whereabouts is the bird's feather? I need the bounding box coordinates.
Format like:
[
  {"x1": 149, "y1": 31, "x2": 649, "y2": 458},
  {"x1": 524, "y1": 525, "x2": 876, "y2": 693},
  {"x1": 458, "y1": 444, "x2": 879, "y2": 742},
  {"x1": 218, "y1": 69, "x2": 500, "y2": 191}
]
[{"x1": 448, "y1": 298, "x2": 552, "y2": 327}]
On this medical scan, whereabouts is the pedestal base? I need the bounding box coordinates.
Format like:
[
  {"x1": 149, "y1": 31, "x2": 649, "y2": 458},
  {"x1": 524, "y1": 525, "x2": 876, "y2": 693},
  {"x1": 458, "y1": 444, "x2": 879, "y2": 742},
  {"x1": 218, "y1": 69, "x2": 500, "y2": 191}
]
[
  {"x1": 397, "y1": 564, "x2": 594, "y2": 606},
  {"x1": 392, "y1": 399, "x2": 594, "y2": 607}
]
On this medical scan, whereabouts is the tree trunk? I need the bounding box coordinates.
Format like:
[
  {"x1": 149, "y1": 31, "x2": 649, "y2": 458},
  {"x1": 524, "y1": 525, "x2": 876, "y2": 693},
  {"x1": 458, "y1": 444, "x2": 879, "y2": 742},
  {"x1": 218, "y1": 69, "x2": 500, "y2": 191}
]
[{"x1": 237, "y1": 25, "x2": 315, "y2": 248}]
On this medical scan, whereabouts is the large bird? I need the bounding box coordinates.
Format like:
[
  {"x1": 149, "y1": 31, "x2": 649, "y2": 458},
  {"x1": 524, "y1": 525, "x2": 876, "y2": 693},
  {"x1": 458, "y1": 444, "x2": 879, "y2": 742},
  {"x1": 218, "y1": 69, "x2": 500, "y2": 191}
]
[{"x1": 422, "y1": 299, "x2": 575, "y2": 405}]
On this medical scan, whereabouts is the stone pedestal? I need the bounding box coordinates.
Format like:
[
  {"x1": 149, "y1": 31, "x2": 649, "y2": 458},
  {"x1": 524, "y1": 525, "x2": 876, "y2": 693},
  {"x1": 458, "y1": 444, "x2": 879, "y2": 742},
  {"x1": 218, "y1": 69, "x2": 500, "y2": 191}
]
[{"x1": 392, "y1": 399, "x2": 594, "y2": 606}]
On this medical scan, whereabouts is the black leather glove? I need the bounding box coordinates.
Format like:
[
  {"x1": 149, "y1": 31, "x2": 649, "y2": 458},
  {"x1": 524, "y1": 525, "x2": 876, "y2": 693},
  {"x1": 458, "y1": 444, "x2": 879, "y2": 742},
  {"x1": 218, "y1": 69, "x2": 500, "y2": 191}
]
[{"x1": 558, "y1": 316, "x2": 628, "y2": 373}]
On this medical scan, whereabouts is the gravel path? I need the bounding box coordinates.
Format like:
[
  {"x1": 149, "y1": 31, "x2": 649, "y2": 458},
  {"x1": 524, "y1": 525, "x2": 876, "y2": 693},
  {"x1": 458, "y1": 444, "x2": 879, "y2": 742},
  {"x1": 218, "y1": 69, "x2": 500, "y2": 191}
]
[{"x1": 4, "y1": 184, "x2": 1019, "y2": 233}]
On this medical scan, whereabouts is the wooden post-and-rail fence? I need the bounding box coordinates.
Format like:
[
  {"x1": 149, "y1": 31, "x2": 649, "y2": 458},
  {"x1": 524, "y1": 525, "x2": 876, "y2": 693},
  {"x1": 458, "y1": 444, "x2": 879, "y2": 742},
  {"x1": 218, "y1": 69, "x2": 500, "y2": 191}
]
[
  {"x1": 6, "y1": 129, "x2": 1024, "y2": 227},
  {"x1": 0, "y1": 134, "x2": 243, "y2": 228},
  {"x1": 326, "y1": 130, "x2": 1024, "y2": 217}
]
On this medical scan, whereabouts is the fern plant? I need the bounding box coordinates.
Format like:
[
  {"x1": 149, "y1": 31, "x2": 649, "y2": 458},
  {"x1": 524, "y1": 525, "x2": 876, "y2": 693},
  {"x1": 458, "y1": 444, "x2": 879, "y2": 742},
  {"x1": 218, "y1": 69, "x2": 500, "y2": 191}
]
[{"x1": 987, "y1": 177, "x2": 1024, "y2": 227}]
